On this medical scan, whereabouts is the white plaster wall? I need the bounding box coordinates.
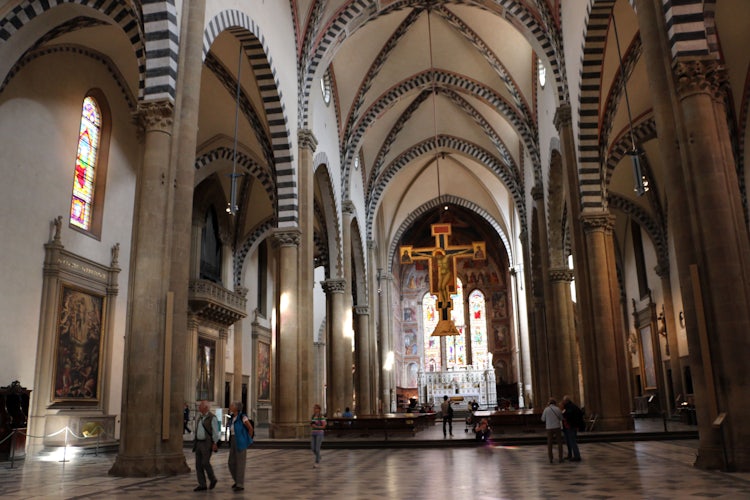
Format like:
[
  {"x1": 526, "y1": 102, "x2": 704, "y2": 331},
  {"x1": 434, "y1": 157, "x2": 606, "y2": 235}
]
[{"x1": 0, "y1": 52, "x2": 138, "y2": 417}]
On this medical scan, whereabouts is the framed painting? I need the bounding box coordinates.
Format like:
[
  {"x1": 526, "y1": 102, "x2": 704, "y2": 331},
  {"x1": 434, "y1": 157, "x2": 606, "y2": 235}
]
[
  {"x1": 53, "y1": 284, "x2": 105, "y2": 402},
  {"x1": 257, "y1": 340, "x2": 271, "y2": 401}
]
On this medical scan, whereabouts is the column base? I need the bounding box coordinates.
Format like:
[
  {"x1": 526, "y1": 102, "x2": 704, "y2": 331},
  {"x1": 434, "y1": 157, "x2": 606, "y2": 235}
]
[
  {"x1": 109, "y1": 452, "x2": 190, "y2": 477},
  {"x1": 270, "y1": 422, "x2": 308, "y2": 439}
]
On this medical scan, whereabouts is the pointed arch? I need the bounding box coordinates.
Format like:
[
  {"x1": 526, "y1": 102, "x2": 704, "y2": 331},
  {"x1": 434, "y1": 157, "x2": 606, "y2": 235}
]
[
  {"x1": 386, "y1": 195, "x2": 513, "y2": 276},
  {"x1": 0, "y1": 0, "x2": 150, "y2": 99},
  {"x1": 202, "y1": 10, "x2": 295, "y2": 226}
]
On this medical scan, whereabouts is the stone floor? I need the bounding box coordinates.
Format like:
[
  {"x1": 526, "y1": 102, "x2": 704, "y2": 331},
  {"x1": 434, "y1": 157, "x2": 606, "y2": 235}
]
[{"x1": 2, "y1": 419, "x2": 749, "y2": 499}]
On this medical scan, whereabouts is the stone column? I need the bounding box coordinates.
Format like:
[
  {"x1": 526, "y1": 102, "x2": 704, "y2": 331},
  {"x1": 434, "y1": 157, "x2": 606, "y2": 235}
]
[
  {"x1": 355, "y1": 306, "x2": 372, "y2": 414},
  {"x1": 341, "y1": 201, "x2": 355, "y2": 410},
  {"x1": 378, "y1": 270, "x2": 394, "y2": 412},
  {"x1": 185, "y1": 315, "x2": 199, "y2": 406},
  {"x1": 548, "y1": 268, "x2": 579, "y2": 403},
  {"x1": 233, "y1": 287, "x2": 248, "y2": 402},
  {"x1": 297, "y1": 129, "x2": 317, "y2": 427},
  {"x1": 554, "y1": 104, "x2": 595, "y2": 412},
  {"x1": 322, "y1": 279, "x2": 346, "y2": 414},
  {"x1": 581, "y1": 214, "x2": 632, "y2": 431},
  {"x1": 367, "y1": 240, "x2": 380, "y2": 411},
  {"x1": 109, "y1": 99, "x2": 188, "y2": 476},
  {"x1": 166, "y1": 0, "x2": 206, "y2": 461},
  {"x1": 271, "y1": 229, "x2": 301, "y2": 437},
  {"x1": 531, "y1": 183, "x2": 553, "y2": 398},
  {"x1": 674, "y1": 59, "x2": 750, "y2": 470}
]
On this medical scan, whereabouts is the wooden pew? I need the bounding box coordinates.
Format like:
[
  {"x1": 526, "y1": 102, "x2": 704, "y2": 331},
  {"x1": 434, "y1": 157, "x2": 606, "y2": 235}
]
[
  {"x1": 472, "y1": 409, "x2": 545, "y2": 434},
  {"x1": 326, "y1": 413, "x2": 434, "y2": 440}
]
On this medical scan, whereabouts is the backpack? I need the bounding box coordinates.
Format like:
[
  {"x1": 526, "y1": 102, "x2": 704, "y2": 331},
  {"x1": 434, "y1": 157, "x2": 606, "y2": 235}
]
[{"x1": 447, "y1": 404, "x2": 454, "y2": 418}]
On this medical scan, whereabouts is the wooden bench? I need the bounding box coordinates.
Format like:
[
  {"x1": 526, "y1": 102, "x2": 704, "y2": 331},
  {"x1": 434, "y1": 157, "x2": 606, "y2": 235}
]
[
  {"x1": 471, "y1": 409, "x2": 545, "y2": 434},
  {"x1": 326, "y1": 413, "x2": 434, "y2": 440}
]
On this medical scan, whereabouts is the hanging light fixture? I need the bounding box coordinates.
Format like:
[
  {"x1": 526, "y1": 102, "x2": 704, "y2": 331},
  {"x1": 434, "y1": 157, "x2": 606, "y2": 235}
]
[
  {"x1": 427, "y1": 7, "x2": 448, "y2": 211},
  {"x1": 612, "y1": 13, "x2": 648, "y2": 196},
  {"x1": 226, "y1": 45, "x2": 243, "y2": 215}
]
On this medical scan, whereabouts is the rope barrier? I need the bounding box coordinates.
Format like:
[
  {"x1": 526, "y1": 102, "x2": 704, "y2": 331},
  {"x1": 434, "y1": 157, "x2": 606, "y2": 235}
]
[{"x1": 3, "y1": 424, "x2": 116, "y2": 469}]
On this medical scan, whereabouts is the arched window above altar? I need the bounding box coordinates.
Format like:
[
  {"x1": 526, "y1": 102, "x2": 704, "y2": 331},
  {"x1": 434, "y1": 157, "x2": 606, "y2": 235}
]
[
  {"x1": 422, "y1": 292, "x2": 441, "y2": 372},
  {"x1": 469, "y1": 289, "x2": 489, "y2": 369},
  {"x1": 445, "y1": 279, "x2": 466, "y2": 368}
]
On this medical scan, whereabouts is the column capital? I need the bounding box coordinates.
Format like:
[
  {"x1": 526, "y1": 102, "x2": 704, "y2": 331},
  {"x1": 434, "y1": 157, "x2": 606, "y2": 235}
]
[
  {"x1": 377, "y1": 269, "x2": 393, "y2": 282},
  {"x1": 342, "y1": 200, "x2": 356, "y2": 216},
  {"x1": 554, "y1": 103, "x2": 572, "y2": 131},
  {"x1": 367, "y1": 239, "x2": 377, "y2": 251},
  {"x1": 654, "y1": 262, "x2": 670, "y2": 279},
  {"x1": 674, "y1": 59, "x2": 728, "y2": 102},
  {"x1": 272, "y1": 228, "x2": 301, "y2": 248},
  {"x1": 133, "y1": 99, "x2": 174, "y2": 135},
  {"x1": 531, "y1": 182, "x2": 544, "y2": 201},
  {"x1": 354, "y1": 305, "x2": 369, "y2": 316},
  {"x1": 549, "y1": 267, "x2": 575, "y2": 283},
  {"x1": 321, "y1": 278, "x2": 346, "y2": 294},
  {"x1": 235, "y1": 286, "x2": 249, "y2": 298},
  {"x1": 298, "y1": 129, "x2": 318, "y2": 152},
  {"x1": 580, "y1": 212, "x2": 615, "y2": 233}
]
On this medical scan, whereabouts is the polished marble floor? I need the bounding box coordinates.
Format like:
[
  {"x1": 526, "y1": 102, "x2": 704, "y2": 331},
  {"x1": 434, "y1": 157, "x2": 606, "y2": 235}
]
[{"x1": 2, "y1": 421, "x2": 750, "y2": 499}]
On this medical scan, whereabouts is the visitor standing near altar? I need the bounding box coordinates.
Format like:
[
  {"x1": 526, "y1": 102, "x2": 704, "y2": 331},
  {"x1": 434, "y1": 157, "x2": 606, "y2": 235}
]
[{"x1": 441, "y1": 395, "x2": 454, "y2": 437}]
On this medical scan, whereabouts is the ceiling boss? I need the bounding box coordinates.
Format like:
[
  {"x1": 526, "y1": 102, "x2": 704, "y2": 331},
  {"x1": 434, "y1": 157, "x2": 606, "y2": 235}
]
[{"x1": 400, "y1": 223, "x2": 486, "y2": 336}]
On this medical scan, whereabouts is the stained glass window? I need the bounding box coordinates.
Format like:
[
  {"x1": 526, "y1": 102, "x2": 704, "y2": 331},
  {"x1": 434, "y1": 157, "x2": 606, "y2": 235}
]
[
  {"x1": 422, "y1": 292, "x2": 441, "y2": 372},
  {"x1": 446, "y1": 279, "x2": 466, "y2": 368},
  {"x1": 469, "y1": 289, "x2": 489, "y2": 368},
  {"x1": 69, "y1": 96, "x2": 101, "y2": 231}
]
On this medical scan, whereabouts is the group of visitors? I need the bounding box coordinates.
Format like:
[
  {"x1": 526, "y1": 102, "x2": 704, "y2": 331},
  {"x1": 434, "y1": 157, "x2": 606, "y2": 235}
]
[
  {"x1": 191, "y1": 400, "x2": 255, "y2": 492},
  {"x1": 541, "y1": 395, "x2": 584, "y2": 464},
  {"x1": 190, "y1": 401, "x2": 327, "y2": 492}
]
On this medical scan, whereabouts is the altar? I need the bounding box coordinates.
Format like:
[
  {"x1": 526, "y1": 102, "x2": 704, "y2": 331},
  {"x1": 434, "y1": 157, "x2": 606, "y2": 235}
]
[{"x1": 419, "y1": 367, "x2": 496, "y2": 411}]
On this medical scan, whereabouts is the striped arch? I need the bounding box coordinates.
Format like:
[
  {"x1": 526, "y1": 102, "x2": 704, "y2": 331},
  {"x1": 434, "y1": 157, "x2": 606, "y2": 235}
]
[
  {"x1": 362, "y1": 87, "x2": 520, "y2": 201},
  {"x1": 0, "y1": 44, "x2": 137, "y2": 110},
  {"x1": 314, "y1": 151, "x2": 344, "y2": 279},
  {"x1": 367, "y1": 135, "x2": 525, "y2": 241},
  {"x1": 349, "y1": 69, "x2": 536, "y2": 194},
  {"x1": 202, "y1": 10, "x2": 296, "y2": 227},
  {"x1": 604, "y1": 117, "x2": 657, "y2": 187},
  {"x1": 578, "y1": 0, "x2": 617, "y2": 212},
  {"x1": 386, "y1": 195, "x2": 513, "y2": 276},
  {"x1": 194, "y1": 146, "x2": 277, "y2": 205},
  {"x1": 300, "y1": 0, "x2": 566, "y2": 129},
  {"x1": 234, "y1": 216, "x2": 276, "y2": 289},
  {"x1": 0, "y1": 0, "x2": 150, "y2": 99},
  {"x1": 608, "y1": 193, "x2": 668, "y2": 273}
]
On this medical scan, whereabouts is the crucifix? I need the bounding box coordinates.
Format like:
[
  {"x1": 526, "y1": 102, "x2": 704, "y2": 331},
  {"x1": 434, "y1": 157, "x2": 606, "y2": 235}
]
[{"x1": 400, "y1": 223, "x2": 486, "y2": 336}]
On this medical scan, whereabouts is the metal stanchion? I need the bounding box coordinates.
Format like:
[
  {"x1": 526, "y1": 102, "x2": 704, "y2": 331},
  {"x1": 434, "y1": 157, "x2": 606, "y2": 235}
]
[
  {"x1": 9, "y1": 430, "x2": 16, "y2": 469},
  {"x1": 60, "y1": 426, "x2": 70, "y2": 463}
]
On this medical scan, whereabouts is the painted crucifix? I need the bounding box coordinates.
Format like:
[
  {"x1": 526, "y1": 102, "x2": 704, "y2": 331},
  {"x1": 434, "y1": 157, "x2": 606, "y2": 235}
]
[{"x1": 400, "y1": 223, "x2": 486, "y2": 336}]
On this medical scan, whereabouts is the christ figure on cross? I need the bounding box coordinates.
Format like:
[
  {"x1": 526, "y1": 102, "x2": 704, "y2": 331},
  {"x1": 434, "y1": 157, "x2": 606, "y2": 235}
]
[{"x1": 401, "y1": 223, "x2": 485, "y2": 336}]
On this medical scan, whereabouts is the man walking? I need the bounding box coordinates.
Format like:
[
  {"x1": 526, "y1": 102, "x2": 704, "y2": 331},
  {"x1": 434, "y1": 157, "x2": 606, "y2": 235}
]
[{"x1": 193, "y1": 400, "x2": 220, "y2": 491}]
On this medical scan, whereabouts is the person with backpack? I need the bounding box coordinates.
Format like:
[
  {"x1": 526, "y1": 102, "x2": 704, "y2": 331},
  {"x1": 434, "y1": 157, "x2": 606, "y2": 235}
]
[
  {"x1": 562, "y1": 395, "x2": 583, "y2": 462},
  {"x1": 441, "y1": 395, "x2": 454, "y2": 437},
  {"x1": 227, "y1": 401, "x2": 254, "y2": 491}
]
